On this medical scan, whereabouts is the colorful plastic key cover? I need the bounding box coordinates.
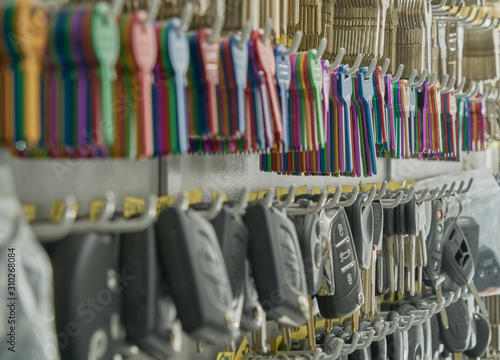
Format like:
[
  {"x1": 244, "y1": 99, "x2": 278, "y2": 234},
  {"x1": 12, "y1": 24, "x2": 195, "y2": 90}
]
[
  {"x1": 295, "y1": 52, "x2": 308, "y2": 151},
  {"x1": 15, "y1": 0, "x2": 47, "y2": 146},
  {"x1": 274, "y1": 44, "x2": 291, "y2": 150},
  {"x1": 339, "y1": 65, "x2": 353, "y2": 173},
  {"x1": 290, "y1": 53, "x2": 302, "y2": 151},
  {"x1": 130, "y1": 11, "x2": 156, "y2": 157},
  {"x1": 307, "y1": 50, "x2": 325, "y2": 147},
  {"x1": 167, "y1": 18, "x2": 190, "y2": 154},
  {"x1": 359, "y1": 68, "x2": 377, "y2": 175},
  {"x1": 230, "y1": 34, "x2": 249, "y2": 137},
  {"x1": 90, "y1": 2, "x2": 119, "y2": 146},
  {"x1": 196, "y1": 28, "x2": 220, "y2": 138},
  {"x1": 253, "y1": 29, "x2": 283, "y2": 145}
]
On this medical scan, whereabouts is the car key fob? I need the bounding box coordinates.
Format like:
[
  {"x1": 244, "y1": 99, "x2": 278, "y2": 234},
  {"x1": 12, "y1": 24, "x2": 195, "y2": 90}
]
[
  {"x1": 423, "y1": 199, "x2": 446, "y2": 287},
  {"x1": 475, "y1": 245, "x2": 500, "y2": 292},
  {"x1": 457, "y1": 216, "x2": 480, "y2": 262},
  {"x1": 316, "y1": 207, "x2": 363, "y2": 319},
  {"x1": 156, "y1": 206, "x2": 237, "y2": 344},
  {"x1": 345, "y1": 193, "x2": 374, "y2": 270},
  {"x1": 438, "y1": 298, "x2": 471, "y2": 352},
  {"x1": 414, "y1": 301, "x2": 432, "y2": 360},
  {"x1": 291, "y1": 199, "x2": 324, "y2": 294},
  {"x1": 464, "y1": 312, "x2": 491, "y2": 358},
  {"x1": 386, "y1": 310, "x2": 407, "y2": 360},
  {"x1": 121, "y1": 225, "x2": 181, "y2": 357},
  {"x1": 244, "y1": 202, "x2": 309, "y2": 327},
  {"x1": 441, "y1": 219, "x2": 474, "y2": 286},
  {"x1": 45, "y1": 233, "x2": 122, "y2": 360},
  {"x1": 240, "y1": 260, "x2": 264, "y2": 331},
  {"x1": 398, "y1": 305, "x2": 424, "y2": 360}
]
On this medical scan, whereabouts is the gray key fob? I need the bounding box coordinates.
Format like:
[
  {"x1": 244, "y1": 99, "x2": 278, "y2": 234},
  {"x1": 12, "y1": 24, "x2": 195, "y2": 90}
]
[
  {"x1": 399, "y1": 304, "x2": 424, "y2": 360},
  {"x1": 345, "y1": 193, "x2": 374, "y2": 270},
  {"x1": 45, "y1": 233, "x2": 122, "y2": 360},
  {"x1": 464, "y1": 312, "x2": 491, "y2": 358},
  {"x1": 156, "y1": 207, "x2": 237, "y2": 344},
  {"x1": 438, "y1": 298, "x2": 471, "y2": 352},
  {"x1": 121, "y1": 225, "x2": 181, "y2": 357},
  {"x1": 244, "y1": 202, "x2": 309, "y2": 327}
]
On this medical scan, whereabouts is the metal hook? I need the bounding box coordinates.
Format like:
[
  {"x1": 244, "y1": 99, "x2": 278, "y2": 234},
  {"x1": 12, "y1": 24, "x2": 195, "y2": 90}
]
[
  {"x1": 387, "y1": 316, "x2": 401, "y2": 335},
  {"x1": 96, "y1": 194, "x2": 158, "y2": 233},
  {"x1": 207, "y1": 12, "x2": 224, "y2": 43},
  {"x1": 237, "y1": 20, "x2": 253, "y2": 48},
  {"x1": 415, "y1": 188, "x2": 430, "y2": 202},
  {"x1": 452, "y1": 77, "x2": 466, "y2": 94},
  {"x1": 373, "y1": 321, "x2": 390, "y2": 341},
  {"x1": 431, "y1": 0, "x2": 447, "y2": 11},
  {"x1": 280, "y1": 31, "x2": 303, "y2": 57},
  {"x1": 346, "y1": 54, "x2": 363, "y2": 76},
  {"x1": 98, "y1": 191, "x2": 118, "y2": 221},
  {"x1": 229, "y1": 188, "x2": 249, "y2": 214},
  {"x1": 456, "y1": 80, "x2": 476, "y2": 98},
  {"x1": 364, "y1": 58, "x2": 377, "y2": 79},
  {"x1": 145, "y1": 0, "x2": 161, "y2": 24},
  {"x1": 464, "y1": 12, "x2": 490, "y2": 28},
  {"x1": 427, "y1": 72, "x2": 437, "y2": 87},
  {"x1": 400, "y1": 186, "x2": 416, "y2": 204},
  {"x1": 443, "y1": 181, "x2": 457, "y2": 197},
  {"x1": 112, "y1": 0, "x2": 126, "y2": 15},
  {"x1": 437, "y1": 74, "x2": 450, "y2": 92},
  {"x1": 460, "y1": 178, "x2": 473, "y2": 193},
  {"x1": 451, "y1": 191, "x2": 463, "y2": 222},
  {"x1": 178, "y1": 1, "x2": 194, "y2": 32},
  {"x1": 337, "y1": 186, "x2": 360, "y2": 207},
  {"x1": 424, "y1": 187, "x2": 440, "y2": 201},
  {"x1": 341, "y1": 333, "x2": 361, "y2": 355},
  {"x1": 322, "y1": 186, "x2": 344, "y2": 209},
  {"x1": 398, "y1": 314, "x2": 415, "y2": 331},
  {"x1": 361, "y1": 186, "x2": 377, "y2": 207},
  {"x1": 410, "y1": 69, "x2": 428, "y2": 88},
  {"x1": 391, "y1": 64, "x2": 404, "y2": 83},
  {"x1": 261, "y1": 18, "x2": 272, "y2": 43},
  {"x1": 32, "y1": 195, "x2": 77, "y2": 242},
  {"x1": 174, "y1": 192, "x2": 189, "y2": 211},
  {"x1": 380, "y1": 58, "x2": 390, "y2": 76},
  {"x1": 274, "y1": 185, "x2": 297, "y2": 209},
  {"x1": 471, "y1": 87, "x2": 491, "y2": 102},
  {"x1": 455, "y1": 180, "x2": 465, "y2": 194},
  {"x1": 373, "y1": 182, "x2": 388, "y2": 200},
  {"x1": 315, "y1": 37, "x2": 327, "y2": 61},
  {"x1": 262, "y1": 188, "x2": 276, "y2": 208},
  {"x1": 326, "y1": 48, "x2": 346, "y2": 70},
  {"x1": 380, "y1": 191, "x2": 405, "y2": 209},
  {"x1": 462, "y1": 8, "x2": 480, "y2": 24},
  {"x1": 442, "y1": 76, "x2": 457, "y2": 93},
  {"x1": 193, "y1": 193, "x2": 224, "y2": 220},
  {"x1": 287, "y1": 191, "x2": 327, "y2": 215},
  {"x1": 406, "y1": 69, "x2": 417, "y2": 86}
]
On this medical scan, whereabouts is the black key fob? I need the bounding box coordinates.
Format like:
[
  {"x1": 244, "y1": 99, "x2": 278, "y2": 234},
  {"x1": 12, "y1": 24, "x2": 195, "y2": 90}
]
[
  {"x1": 156, "y1": 207, "x2": 237, "y2": 344},
  {"x1": 244, "y1": 202, "x2": 309, "y2": 327},
  {"x1": 121, "y1": 225, "x2": 181, "y2": 357},
  {"x1": 438, "y1": 298, "x2": 471, "y2": 352},
  {"x1": 317, "y1": 207, "x2": 363, "y2": 319},
  {"x1": 464, "y1": 312, "x2": 491, "y2": 358},
  {"x1": 345, "y1": 193, "x2": 374, "y2": 270},
  {"x1": 240, "y1": 260, "x2": 264, "y2": 332},
  {"x1": 291, "y1": 199, "x2": 324, "y2": 294},
  {"x1": 46, "y1": 233, "x2": 122, "y2": 360},
  {"x1": 387, "y1": 310, "x2": 406, "y2": 360},
  {"x1": 210, "y1": 205, "x2": 249, "y2": 329},
  {"x1": 442, "y1": 220, "x2": 474, "y2": 286},
  {"x1": 475, "y1": 245, "x2": 500, "y2": 292},
  {"x1": 398, "y1": 305, "x2": 424, "y2": 360}
]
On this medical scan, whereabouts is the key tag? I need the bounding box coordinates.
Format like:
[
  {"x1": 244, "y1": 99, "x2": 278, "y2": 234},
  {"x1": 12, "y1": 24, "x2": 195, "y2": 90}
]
[
  {"x1": 331, "y1": 68, "x2": 343, "y2": 174},
  {"x1": 230, "y1": 35, "x2": 249, "y2": 138},
  {"x1": 164, "y1": 18, "x2": 190, "y2": 154},
  {"x1": 253, "y1": 29, "x2": 283, "y2": 147},
  {"x1": 338, "y1": 65, "x2": 353, "y2": 174},
  {"x1": 359, "y1": 67, "x2": 377, "y2": 175},
  {"x1": 409, "y1": 86, "x2": 416, "y2": 156},
  {"x1": 353, "y1": 72, "x2": 368, "y2": 177},
  {"x1": 384, "y1": 74, "x2": 396, "y2": 157},
  {"x1": 130, "y1": 11, "x2": 156, "y2": 158},
  {"x1": 349, "y1": 76, "x2": 362, "y2": 177},
  {"x1": 374, "y1": 67, "x2": 387, "y2": 153},
  {"x1": 248, "y1": 38, "x2": 266, "y2": 152},
  {"x1": 274, "y1": 44, "x2": 291, "y2": 151},
  {"x1": 295, "y1": 53, "x2": 308, "y2": 157},
  {"x1": 289, "y1": 54, "x2": 302, "y2": 153},
  {"x1": 90, "y1": 2, "x2": 119, "y2": 148},
  {"x1": 322, "y1": 60, "x2": 331, "y2": 173},
  {"x1": 401, "y1": 81, "x2": 410, "y2": 158},
  {"x1": 15, "y1": 0, "x2": 47, "y2": 147},
  {"x1": 393, "y1": 79, "x2": 402, "y2": 158},
  {"x1": 449, "y1": 93, "x2": 458, "y2": 157},
  {"x1": 307, "y1": 47, "x2": 325, "y2": 149},
  {"x1": 302, "y1": 51, "x2": 318, "y2": 174},
  {"x1": 196, "y1": 28, "x2": 220, "y2": 138}
]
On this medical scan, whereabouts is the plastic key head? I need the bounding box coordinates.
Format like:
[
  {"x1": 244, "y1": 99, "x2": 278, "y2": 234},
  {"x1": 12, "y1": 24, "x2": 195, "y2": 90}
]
[
  {"x1": 230, "y1": 34, "x2": 249, "y2": 137},
  {"x1": 307, "y1": 49, "x2": 325, "y2": 147},
  {"x1": 166, "y1": 18, "x2": 190, "y2": 154},
  {"x1": 196, "y1": 28, "x2": 220, "y2": 138},
  {"x1": 253, "y1": 29, "x2": 284, "y2": 147},
  {"x1": 275, "y1": 44, "x2": 291, "y2": 150}
]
